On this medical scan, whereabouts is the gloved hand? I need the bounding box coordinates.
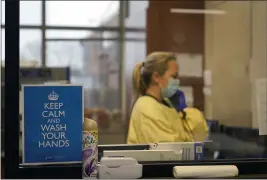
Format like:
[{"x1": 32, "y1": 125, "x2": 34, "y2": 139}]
[{"x1": 169, "y1": 89, "x2": 187, "y2": 111}]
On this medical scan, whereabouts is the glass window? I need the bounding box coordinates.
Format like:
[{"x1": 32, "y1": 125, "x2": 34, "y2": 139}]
[
  {"x1": 103, "y1": 31, "x2": 118, "y2": 48},
  {"x1": 46, "y1": 30, "x2": 92, "y2": 39},
  {"x1": 46, "y1": 41, "x2": 84, "y2": 70},
  {"x1": 1, "y1": 1, "x2": 42, "y2": 25},
  {"x1": 46, "y1": 1, "x2": 119, "y2": 27},
  {"x1": 126, "y1": 32, "x2": 146, "y2": 39},
  {"x1": 202, "y1": 1, "x2": 267, "y2": 160},
  {"x1": 1, "y1": 29, "x2": 41, "y2": 64},
  {"x1": 20, "y1": 29, "x2": 42, "y2": 65},
  {"x1": 125, "y1": 1, "x2": 148, "y2": 28}
]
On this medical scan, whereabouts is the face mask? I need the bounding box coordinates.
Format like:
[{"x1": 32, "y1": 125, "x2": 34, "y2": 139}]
[{"x1": 161, "y1": 78, "x2": 180, "y2": 98}]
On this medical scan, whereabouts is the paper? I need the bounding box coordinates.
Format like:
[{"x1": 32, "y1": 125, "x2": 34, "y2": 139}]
[
  {"x1": 204, "y1": 70, "x2": 212, "y2": 86},
  {"x1": 179, "y1": 86, "x2": 194, "y2": 107},
  {"x1": 177, "y1": 53, "x2": 203, "y2": 77},
  {"x1": 255, "y1": 78, "x2": 267, "y2": 135},
  {"x1": 203, "y1": 87, "x2": 212, "y2": 96}
]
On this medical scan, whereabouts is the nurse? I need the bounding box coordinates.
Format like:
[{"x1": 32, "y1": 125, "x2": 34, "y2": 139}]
[{"x1": 127, "y1": 52, "x2": 208, "y2": 144}]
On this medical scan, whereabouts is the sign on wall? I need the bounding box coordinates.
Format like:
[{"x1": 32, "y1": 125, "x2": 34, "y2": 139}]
[
  {"x1": 176, "y1": 53, "x2": 203, "y2": 77},
  {"x1": 22, "y1": 85, "x2": 83, "y2": 165}
]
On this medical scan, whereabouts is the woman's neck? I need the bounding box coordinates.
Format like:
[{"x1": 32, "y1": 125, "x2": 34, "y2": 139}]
[{"x1": 146, "y1": 86, "x2": 162, "y2": 101}]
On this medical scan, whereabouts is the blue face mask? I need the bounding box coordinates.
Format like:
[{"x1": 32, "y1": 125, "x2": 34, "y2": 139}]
[{"x1": 161, "y1": 78, "x2": 180, "y2": 98}]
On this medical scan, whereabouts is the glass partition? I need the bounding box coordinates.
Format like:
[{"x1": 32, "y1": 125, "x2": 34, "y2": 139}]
[
  {"x1": 1, "y1": 29, "x2": 42, "y2": 64},
  {"x1": 204, "y1": 1, "x2": 266, "y2": 159},
  {"x1": 3, "y1": 0, "x2": 267, "y2": 179},
  {"x1": 123, "y1": 0, "x2": 266, "y2": 161}
]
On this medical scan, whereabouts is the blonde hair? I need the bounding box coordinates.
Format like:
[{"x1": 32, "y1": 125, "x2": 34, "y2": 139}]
[{"x1": 132, "y1": 52, "x2": 177, "y2": 101}]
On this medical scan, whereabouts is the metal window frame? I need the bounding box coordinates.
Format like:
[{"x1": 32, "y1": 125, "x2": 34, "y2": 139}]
[
  {"x1": 1, "y1": 0, "x2": 145, "y2": 67},
  {"x1": 46, "y1": 38, "x2": 145, "y2": 42},
  {"x1": 1, "y1": 24, "x2": 145, "y2": 32},
  {"x1": 1, "y1": 24, "x2": 145, "y2": 66}
]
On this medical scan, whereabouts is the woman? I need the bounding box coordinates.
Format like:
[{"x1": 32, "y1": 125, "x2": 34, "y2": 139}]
[{"x1": 127, "y1": 52, "x2": 208, "y2": 144}]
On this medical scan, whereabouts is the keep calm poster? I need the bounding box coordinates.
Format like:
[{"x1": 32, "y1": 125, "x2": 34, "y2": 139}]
[{"x1": 22, "y1": 85, "x2": 83, "y2": 165}]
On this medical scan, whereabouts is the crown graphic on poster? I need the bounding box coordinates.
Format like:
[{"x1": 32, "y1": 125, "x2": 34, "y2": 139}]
[{"x1": 48, "y1": 91, "x2": 59, "y2": 101}]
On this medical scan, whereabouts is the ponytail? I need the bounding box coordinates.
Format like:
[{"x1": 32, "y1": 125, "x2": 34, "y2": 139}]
[{"x1": 132, "y1": 62, "x2": 146, "y2": 101}]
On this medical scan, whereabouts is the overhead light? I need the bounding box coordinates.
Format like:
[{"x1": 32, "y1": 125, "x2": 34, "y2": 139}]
[{"x1": 170, "y1": 8, "x2": 226, "y2": 15}]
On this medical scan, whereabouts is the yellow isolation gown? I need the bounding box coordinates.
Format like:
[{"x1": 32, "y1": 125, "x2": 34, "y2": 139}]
[{"x1": 127, "y1": 96, "x2": 208, "y2": 144}]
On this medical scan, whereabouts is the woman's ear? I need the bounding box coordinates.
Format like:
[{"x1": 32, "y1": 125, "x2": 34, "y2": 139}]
[{"x1": 151, "y1": 72, "x2": 160, "y2": 84}]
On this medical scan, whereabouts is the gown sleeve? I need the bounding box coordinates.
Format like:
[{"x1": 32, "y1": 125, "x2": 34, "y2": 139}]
[{"x1": 127, "y1": 97, "x2": 191, "y2": 144}]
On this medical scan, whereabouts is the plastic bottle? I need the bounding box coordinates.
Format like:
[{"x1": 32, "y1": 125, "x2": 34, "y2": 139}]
[{"x1": 82, "y1": 117, "x2": 98, "y2": 179}]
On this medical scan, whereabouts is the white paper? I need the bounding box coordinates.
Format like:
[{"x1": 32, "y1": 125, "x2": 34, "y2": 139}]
[
  {"x1": 179, "y1": 86, "x2": 194, "y2": 107},
  {"x1": 177, "y1": 53, "x2": 203, "y2": 77},
  {"x1": 255, "y1": 78, "x2": 267, "y2": 135},
  {"x1": 204, "y1": 70, "x2": 212, "y2": 86},
  {"x1": 203, "y1": 87, "x2": 212, "y2": 96}
]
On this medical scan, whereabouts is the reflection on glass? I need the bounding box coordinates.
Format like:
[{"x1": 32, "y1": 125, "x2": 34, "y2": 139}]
[
  {"x1": 2, "y1": 0, "x2": 266, "y2": 166},
  {"x1": 45, "y1": 38, "x2": 124, "y2": 145},
  {"x1": 203, "y1": 1, "x2": 267, "y2": 160},
  {"x1": 46, "y1": 1, "x2": 119, "y2": 27},
  {"x1": 1, "y1": 29, "x2": 42, "y2": 64},
  {"x1": 103, "y1": 31, "x2": 118, "y2": 48},
  {"x1": 1, "y1": 1, "x2": 42, "y2": 25},
  {"x1": 46, "y1": 41, "x2": 84, "y2": 70},
  {"x1": 125, "y1": 32, "x2": 146, "y2": 39},
  {"x1": 81, "y1": 37, "x2": 123, "y2": 144},
  {"x1": 20, "y1": 30, "x2": 42, "y2": 65},
  {"x1": 125, "y1": 1, "x2": 148, "y2": 28},
  {"x1": 117, "y1": 1, "x2": 267, "y2": 161}
]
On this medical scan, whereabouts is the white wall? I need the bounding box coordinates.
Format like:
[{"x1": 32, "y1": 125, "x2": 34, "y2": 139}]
[
  {"x1": 205, "y1": 1, "x2": 267, "y2": 127},
  {"x1": 250, "y1": 1, "x2": 267, "y2": 128}
]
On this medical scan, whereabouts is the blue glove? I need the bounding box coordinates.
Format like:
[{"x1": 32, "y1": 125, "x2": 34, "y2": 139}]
[{"x1": 169, "y1": 89, "x2": 187, "y2": 111}]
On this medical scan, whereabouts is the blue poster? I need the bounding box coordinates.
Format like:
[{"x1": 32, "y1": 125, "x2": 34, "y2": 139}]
[{"x1": 22, "y1": 85, "x2": 83, "y2": 165}]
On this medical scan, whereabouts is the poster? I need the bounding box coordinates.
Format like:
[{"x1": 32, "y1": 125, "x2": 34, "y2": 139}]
[
  {"x1": 176, "y1": 53, "x2": 203, "y2": 77},
  {"x1": 22, "y1": 85, "x2": 83, "y2": 165},
  {"x1": 204, "y1": 69, "x2": 212, "y2": 86}
]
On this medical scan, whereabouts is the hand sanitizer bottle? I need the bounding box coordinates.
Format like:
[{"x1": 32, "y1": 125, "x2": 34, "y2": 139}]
[{"x1": 82, "y1": 116, "x2": 98, "y2": 179}]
